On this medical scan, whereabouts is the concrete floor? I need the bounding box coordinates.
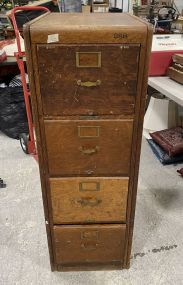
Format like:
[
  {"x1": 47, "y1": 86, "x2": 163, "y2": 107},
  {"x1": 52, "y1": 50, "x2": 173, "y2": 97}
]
[{"x1": 0, "y1": 131, "x2": 183, "y2": 285}]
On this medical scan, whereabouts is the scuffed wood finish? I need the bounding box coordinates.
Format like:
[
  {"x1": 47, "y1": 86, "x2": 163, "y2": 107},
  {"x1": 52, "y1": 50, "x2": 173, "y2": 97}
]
[
  {"x1": 24, "y1": 12, "x2": 153, "y2": 271},
  {"x1": 124, "y1": 23, "x2": 153, "y2": 269},
  {"x1": 23, "y1": 13, "x2": 57, "y2": 271},
  {"x1": 56, "y1": 263, "x2": 123, "y2": 271},
  {"x1": 50, "y1": 177, "x2": 129, "y2": 224},
  {"x1": 44, "y1": 119, "x2": 133, "y2": 176},
  {"x1": 30, "y1": 13, "x2": 148, "y2": 44},
  {"x1": 37, "y1": 44, "x2": 139, "y2": 116},
  {"x1": 53, "y1": 224, "x2": 126, "y2": 266}
]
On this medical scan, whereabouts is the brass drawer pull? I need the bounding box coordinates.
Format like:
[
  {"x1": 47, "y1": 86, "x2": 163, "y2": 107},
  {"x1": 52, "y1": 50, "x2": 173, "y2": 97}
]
[
  {"x1": 85, "y1": 170, "x2": 94, "y2": 175},
  {"x1": 77, "y1": 80, "x2": 101, "y2": 87},
  {"x1": 77, "y1": 197, "x2": 102, "y2": 207},
  {"x1": 79, "y1": 146, "x2": 99, "y2": 155},
  {"x1": 81, "y1": 243, "x2": 98, "y2": 250}
]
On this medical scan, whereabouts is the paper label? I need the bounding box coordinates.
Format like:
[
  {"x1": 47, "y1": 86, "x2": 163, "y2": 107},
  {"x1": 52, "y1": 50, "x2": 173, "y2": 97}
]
[
  {"x1": 152, "y1": 35, "x2": 183, "y2": 51},
  {"x1": 47, "y1": 34, "x2": 59, "y2": 43}
]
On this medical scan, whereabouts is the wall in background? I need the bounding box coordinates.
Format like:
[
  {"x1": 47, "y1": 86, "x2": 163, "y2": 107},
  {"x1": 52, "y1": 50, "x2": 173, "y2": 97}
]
[{"x1": 175, "y1": 0, "x2": 183, "y2": 13}]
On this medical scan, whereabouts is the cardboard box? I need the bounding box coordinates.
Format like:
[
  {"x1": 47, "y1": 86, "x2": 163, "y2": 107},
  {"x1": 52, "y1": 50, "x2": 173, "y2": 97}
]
[
  {"x1": 82, "y1": 5, "x2": 91, "y2": 13},
  {"x1": 92, "y1": 4, "x2": 109, "y2": 12}
]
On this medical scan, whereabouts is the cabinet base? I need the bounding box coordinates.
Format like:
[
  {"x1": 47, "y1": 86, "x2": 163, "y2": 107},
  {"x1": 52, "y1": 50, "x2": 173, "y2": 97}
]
[{"x1": 51, "y1": 262, "x2": 130, "y2": 272}]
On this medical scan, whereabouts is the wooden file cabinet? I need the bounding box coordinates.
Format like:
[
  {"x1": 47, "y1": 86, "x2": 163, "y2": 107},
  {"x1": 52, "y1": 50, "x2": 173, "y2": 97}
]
[{"x1": 24, "y1": 13, "x2": 152, "y2": 271}]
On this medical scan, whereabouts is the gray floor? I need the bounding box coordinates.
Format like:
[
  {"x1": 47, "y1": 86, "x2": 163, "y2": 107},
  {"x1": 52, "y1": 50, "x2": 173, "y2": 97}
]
[{"x1": 0, "y1": 131, "x2": 183, "y2": 285}]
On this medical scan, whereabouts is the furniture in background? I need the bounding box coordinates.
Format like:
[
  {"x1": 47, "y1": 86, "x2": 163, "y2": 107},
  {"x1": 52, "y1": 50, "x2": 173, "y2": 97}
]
[
  {"x1": 149, "y1": 76, "x2": 183, "y2": 107},
  {"x1": 92, "y1": 0, "x2": 109, "y2": 12},
  {"x1": 144, "y1": 76, "x2": 183, "y2": 138}
]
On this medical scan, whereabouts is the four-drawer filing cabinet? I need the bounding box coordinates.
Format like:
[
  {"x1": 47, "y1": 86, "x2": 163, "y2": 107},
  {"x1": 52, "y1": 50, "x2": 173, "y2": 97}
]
[{"x1": 24, "y1": 13, "x2": 152, "y2": 271}]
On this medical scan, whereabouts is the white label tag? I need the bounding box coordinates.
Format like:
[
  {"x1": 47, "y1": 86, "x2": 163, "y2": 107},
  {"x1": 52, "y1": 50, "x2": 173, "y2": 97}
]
[{"x1": 47, "y1": 34, "x2": 59, "y2": 43}]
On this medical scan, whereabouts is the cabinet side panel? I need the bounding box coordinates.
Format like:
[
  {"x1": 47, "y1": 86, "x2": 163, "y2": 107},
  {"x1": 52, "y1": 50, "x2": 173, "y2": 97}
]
[
  {"x1": 124, "y1": 24, "x2": 153, "y2": 268},
  {"x1": 23, "y1": 23, "x2": 56, "y2": 271}
]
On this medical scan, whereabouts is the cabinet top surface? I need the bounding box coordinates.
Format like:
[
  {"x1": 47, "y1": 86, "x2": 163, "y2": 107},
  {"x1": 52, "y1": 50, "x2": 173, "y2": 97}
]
[
  {"x1": 30, "y1": 13, "x2": 147, "y2": 30},
  {"x1": 27, "y1": 13, "x2": 151, "y2": 44}
]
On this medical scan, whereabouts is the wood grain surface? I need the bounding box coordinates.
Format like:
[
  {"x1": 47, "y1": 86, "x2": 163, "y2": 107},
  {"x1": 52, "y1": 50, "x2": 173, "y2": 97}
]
[
  {"x1": 44, "y1": 119, "x2": 133, "y2": 176},
  {"x1": 30, "y1": 13, "x2": 147, "y2": 44},
  {"x1": 53, "y1": 224, "x2": 126, "y2": 265},
  {"x1": 50, "y1": 177, "x2": 129, "y2": 224},
  {"x1": 37, "y1": 44, "x2": 139, "y2": 116},
  {"x1": 23, "y1": 12, "x2": 57, "y2": 271}
]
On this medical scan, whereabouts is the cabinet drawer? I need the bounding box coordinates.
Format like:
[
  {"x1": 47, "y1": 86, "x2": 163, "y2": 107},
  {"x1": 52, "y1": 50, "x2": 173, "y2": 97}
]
[
  {"x1": 50, "y1": 177, "x2": 128, "y2": 224},
  {"x1": 44, "y1": 119, "x2": 133, "y2": 176},
  {"x1": 37, "y1": 44, "x2": 140, "y2": 116},
  {"x1": 53, "y1": 224, "x2": 126, "y2": 265}
]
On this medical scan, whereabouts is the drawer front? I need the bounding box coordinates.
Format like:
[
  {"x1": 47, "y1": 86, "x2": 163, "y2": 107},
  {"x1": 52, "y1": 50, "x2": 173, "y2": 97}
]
[
  {"x1": 50, "y1": 177, "x2": 129, "y2": 224},
  {"x1": 44, "y1": 119, "x2": 133, "y2": 176},
  {"x1": 53, "y1": 224, "x2": 126, "y2": 265},
  {"x1": 37, "y1": 44, "x2": 140, "y2": 116}
]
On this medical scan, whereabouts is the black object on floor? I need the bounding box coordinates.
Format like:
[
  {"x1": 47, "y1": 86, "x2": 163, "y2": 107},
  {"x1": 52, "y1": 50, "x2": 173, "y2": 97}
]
[
  {"x1": 0, "y1": 86, "x2": 28, "y2": 139},
  {"x1": 177, "y1": 168, "x2": 183, "y2": 177},
  {"x1": 109, "y1": 8, "x2": 122, "y2": 12},
  {"x1": 0, "y1": 178, "x2": 6, "y2": 188}
]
